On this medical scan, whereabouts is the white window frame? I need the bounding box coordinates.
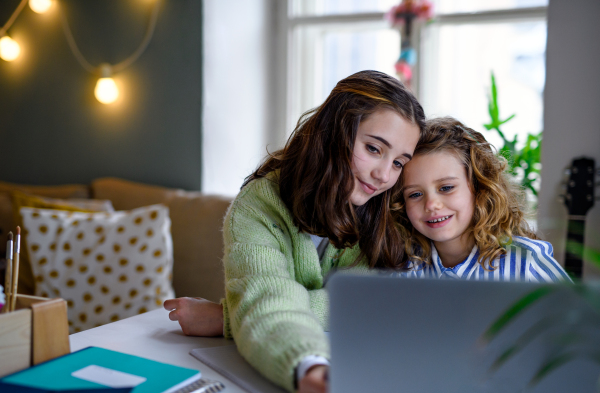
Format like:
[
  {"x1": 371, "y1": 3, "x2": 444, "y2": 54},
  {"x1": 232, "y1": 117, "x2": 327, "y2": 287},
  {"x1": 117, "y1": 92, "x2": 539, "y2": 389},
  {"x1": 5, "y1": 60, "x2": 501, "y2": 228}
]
[{"x1": 274, "y1": 2, "x2": 548, "y2": 143}]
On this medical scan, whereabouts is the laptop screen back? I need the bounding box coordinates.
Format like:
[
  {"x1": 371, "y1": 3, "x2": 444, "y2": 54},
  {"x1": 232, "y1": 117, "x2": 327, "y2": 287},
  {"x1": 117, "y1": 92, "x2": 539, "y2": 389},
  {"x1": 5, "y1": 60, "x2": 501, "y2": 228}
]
[{"x1": 328, "y1": 275, "x2": 600, "y2": 393}]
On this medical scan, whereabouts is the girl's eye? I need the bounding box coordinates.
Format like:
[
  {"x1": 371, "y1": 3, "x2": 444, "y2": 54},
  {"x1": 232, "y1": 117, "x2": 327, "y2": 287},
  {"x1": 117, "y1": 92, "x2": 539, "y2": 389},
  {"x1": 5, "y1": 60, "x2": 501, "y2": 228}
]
[
  {"x1": 407, "y1": 192, "x2": 422, "y2": 199},
  {"x1": 366, "y1": 144, "x2": 380, "y2": 154},
  {"x1": 440, "y1": 185, "x2": 454, "y2": 192},
  {"x1": 393, "y1": 160, "x2": 404, "y2": 169}
]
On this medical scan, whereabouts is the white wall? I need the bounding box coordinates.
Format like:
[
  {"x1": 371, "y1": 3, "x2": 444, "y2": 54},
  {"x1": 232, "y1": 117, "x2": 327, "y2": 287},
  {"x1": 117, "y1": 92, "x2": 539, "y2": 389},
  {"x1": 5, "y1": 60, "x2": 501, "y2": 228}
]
[
  {"x1": 538, "y1": 0, "x2": 600, "y2": 279},
  {"x1": 202, "y1": 0, "x2": 279, "y2": 196}
]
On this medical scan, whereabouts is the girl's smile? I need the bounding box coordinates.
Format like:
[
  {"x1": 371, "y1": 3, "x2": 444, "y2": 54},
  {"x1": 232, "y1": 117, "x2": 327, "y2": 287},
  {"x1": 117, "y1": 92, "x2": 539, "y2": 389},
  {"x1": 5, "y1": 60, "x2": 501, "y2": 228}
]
[
  {"x1": 358, "y1": 178, "x2": 377, "y2": 195},
  {"x1": 402, "y1": 150, "x2": 475, "y2": 266},
  {"x1": 424, "y1": 214, "x2": 453, "y2": 228}
]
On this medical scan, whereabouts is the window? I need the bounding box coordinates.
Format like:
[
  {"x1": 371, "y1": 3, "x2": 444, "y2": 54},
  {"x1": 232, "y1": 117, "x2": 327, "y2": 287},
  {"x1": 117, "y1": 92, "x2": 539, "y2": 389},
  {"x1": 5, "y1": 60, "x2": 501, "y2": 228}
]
[
  {"x1": 420, "y1": 1, "x2": 547, "y2": 151},
  {"x1": 285, "y1": 0, "x2": 548, "y2": 155},
  {"x1": 291, "y1": 0, "x2": 399, "y2": 16},
  {"x1": 290, "y1": 23, "x2": 399, "y2": 131},
  {"x1": 434, "y1": 0, "x2": 547, "y2": 14}
]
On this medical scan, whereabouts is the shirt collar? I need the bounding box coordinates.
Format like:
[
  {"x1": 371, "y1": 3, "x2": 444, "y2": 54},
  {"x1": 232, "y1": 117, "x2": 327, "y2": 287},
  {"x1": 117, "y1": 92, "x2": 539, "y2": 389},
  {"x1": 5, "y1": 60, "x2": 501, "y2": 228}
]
[{"x1": 431, "y1": 243, "x2": 479, "y2": 278}]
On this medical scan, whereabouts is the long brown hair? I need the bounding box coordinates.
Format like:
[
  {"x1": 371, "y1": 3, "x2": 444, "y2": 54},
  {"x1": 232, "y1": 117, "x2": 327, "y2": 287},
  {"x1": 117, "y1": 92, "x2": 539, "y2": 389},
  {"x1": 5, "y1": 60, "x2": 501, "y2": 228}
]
[
  {"x1": 243, "y1": 70, "x2": 426, "y2": 269},
  {"x1": 396, "y1": 117, "x2": 538, "y2": 269}
]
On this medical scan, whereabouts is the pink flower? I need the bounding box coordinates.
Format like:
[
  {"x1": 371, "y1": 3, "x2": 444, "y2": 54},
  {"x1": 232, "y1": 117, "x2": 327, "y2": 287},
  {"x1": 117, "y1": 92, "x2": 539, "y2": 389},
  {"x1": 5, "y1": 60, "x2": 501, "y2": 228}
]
[
  {"x1": 386, "y1": 0, "x2": 434, "y2": 26},
  {"x1": 395, "y1": 61, "x2": 412, "y2": 80}
]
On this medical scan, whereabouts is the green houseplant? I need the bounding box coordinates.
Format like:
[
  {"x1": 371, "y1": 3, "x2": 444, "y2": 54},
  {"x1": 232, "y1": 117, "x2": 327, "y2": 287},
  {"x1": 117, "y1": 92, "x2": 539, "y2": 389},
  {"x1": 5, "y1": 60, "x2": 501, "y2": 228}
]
[{"x1": 484, "y1": 72, "x2": 542, "y2": 200}]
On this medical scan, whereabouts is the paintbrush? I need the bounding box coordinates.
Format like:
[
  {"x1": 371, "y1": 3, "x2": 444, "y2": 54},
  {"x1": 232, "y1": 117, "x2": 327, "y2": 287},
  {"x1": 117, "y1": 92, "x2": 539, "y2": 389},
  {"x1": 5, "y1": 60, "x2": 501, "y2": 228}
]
[
  {"x1": 3, "y1": 231, "x2": 13, "y2": 313},
  {"x1": 10, "y1": 227, "x2": 20, "y2": 312}
]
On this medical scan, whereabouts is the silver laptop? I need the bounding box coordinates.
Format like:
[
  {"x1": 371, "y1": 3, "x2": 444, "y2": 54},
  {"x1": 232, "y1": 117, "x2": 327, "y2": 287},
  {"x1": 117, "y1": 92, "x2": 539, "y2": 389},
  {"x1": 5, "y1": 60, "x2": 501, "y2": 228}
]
[{"x1": 328, "y1": 274, "x2": 600, "y2": 393}]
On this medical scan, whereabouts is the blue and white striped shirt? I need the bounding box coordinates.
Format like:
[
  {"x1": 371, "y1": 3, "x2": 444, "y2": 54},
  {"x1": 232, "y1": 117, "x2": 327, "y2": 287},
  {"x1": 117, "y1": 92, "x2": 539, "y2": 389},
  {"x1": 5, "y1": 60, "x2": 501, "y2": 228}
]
[{"x1": 399, "y1": 236, "x2": 572, "y2": 283}]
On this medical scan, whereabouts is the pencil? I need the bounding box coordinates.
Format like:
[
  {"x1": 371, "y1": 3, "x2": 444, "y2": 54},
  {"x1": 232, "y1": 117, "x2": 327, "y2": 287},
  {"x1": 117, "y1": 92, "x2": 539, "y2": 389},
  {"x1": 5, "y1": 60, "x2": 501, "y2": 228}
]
[
  {"x1": 10, "y1": 226, "x2": 20, "y2": 312},
  {"x1": 3, "y1": 231, "x2": 13, "y2": 313}
]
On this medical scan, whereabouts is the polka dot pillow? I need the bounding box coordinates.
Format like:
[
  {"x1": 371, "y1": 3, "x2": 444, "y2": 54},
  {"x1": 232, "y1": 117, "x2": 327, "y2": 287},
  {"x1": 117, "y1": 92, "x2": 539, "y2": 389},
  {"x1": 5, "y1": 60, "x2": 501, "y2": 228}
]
[{"x1": 20, "y1": 204, "x2": 175, "y2": 333}]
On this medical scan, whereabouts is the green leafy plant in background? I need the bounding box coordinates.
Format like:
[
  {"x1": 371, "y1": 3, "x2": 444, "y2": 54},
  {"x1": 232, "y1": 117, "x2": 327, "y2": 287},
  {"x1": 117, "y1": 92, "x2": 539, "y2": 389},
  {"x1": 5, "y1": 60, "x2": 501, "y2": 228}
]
[{"x1": 484, "y1": 71, "x2": 542, "y2": 198}]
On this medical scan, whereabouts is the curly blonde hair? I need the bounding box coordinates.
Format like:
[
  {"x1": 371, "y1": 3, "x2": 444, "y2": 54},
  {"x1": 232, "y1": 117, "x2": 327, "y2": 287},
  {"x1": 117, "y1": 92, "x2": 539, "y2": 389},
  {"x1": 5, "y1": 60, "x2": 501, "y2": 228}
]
[{"x1": 395, "y1": 117, "x2": 538, "y2": 270}]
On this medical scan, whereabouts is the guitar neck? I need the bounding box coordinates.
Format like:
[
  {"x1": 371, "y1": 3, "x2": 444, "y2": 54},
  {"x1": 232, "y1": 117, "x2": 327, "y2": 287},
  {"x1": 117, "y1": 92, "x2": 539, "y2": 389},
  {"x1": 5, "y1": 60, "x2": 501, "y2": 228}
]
[
  {"x1": 562, "y1": 157, "x2": 596, "y2": 280},
  {"x1": 564, "y1": 218, "x2": 586, "y2": 279}
]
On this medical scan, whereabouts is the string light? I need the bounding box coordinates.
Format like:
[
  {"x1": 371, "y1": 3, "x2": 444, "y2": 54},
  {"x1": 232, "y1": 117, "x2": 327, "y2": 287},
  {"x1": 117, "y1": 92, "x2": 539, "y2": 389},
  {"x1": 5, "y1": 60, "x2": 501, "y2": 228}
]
[
  {"x1": 29, "y1": 0, "x2": 53, "y2": 14},
  {"x1": 0, "y1": 36, "x2": 20, "y2": 61},
  {"x1": 0, "y1": 0, "x2": 160, "y2": 103},
  {"x1": 60, "y1": 0, "x2": 160, "y2": 104},
  {"x1": 0, "y1": 0, "x2": 27, "y2": 62},
  {"x1": 94, "y1": 64, "x2": 119, "y2": 104}
]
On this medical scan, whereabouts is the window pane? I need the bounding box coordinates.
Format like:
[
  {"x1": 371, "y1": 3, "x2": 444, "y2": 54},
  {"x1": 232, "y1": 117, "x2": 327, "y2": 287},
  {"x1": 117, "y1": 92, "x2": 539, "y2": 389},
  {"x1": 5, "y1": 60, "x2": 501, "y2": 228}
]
[
  {"x1": 433, "y1": 0, "x2": 548, "y2": 14},
  {"x1": 292, "y1": 0, "x2": 548, "y2": 16},
  {"x1": 420, "y1": 20, "x2": 546, "y2": 153},
  {"x1": 290, "y1": 23, "x2": 400, "y2": 132},
  {"x1": 292, "y1": 0, "x2": 399, "y2": 16},
  {"x1": 322, "y1": 29, "x2": 400, "y2": 99}
]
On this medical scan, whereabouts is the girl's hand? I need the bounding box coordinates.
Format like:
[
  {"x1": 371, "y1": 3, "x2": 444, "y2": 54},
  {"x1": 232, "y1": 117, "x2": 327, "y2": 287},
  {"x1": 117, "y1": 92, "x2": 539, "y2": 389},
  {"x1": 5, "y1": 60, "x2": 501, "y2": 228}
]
[
  {"x1": 163, "y1": 297, "x2": 224, "y2": 336},
  {"x1": 298, "y1": 365, "x2": 328, "y2": 393}
]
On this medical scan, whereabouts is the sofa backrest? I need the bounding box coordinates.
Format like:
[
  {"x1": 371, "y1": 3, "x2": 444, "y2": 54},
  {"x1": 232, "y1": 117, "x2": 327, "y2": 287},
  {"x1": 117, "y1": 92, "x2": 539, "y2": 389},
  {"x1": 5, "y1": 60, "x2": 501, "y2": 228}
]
[
  {"x1": 0, "y1": 181, "x2": 92, "y2": 294},
  {"x1": 91, "y1": 178, "x2": 232, "y2": 302},
  {"x1": 0, "y1": 181, "x2": 91, "y2": 244}
]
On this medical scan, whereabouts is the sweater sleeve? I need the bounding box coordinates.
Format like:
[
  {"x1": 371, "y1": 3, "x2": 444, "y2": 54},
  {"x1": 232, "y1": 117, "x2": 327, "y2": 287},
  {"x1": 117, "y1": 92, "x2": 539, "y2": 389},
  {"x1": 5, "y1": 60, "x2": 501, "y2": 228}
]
[
  {"x1": 222, "y1": 287, "x2": 329, "y2": 337},
  {"x1": 222, "y1": 184, "x2": 330, "y2": 392}
]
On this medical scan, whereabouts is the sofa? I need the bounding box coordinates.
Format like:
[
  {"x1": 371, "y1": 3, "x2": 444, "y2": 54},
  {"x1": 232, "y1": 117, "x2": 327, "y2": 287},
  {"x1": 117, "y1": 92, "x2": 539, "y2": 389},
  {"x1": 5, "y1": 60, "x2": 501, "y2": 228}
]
[{"x1": 0, "y1": 178, "x2": 233, "y2": 304}]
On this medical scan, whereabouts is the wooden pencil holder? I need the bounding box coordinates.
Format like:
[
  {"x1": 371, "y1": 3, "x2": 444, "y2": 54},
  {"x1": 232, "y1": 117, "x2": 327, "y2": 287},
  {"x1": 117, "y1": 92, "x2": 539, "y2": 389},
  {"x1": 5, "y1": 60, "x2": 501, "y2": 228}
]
[{"x1": 0, "y1": 294, "x2": 70, "y2": 378}]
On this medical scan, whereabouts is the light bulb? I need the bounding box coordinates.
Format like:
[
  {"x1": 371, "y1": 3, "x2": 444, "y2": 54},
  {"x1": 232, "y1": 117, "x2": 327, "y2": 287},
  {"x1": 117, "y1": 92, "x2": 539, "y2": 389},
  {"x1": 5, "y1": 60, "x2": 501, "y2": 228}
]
[
  {"x1": 0, "y1": 36, "x2": 21, "y2": 62},
  {"x1": 95, "y1": 78, "x2": 119, "y2": 104},
  {"x1": 29, "y1": 0, "x2": 53, "y2": 14}
]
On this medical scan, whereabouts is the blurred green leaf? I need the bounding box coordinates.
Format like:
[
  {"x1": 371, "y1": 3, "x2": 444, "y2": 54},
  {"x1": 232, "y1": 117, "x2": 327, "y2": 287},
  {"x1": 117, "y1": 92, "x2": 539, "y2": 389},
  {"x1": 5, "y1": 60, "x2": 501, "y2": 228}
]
[
  {"x1": 587, "y1": 248, "x2": 600, "y2": 270},
  {"x1": 565, "y1": 241, "x2": 600, "y2": 271},
  {"x1": 480, "y1": 286, "x2": 555, "y2": 344},
  {"x1": 499, "y1": 113, "x2": 516, "y2": 126},
  {"x1": 529, "y1": 352, "x2": 577, "y2": 388},
  {"x1": 484, "y1": 283, "x2": 600, "y2": 388},
  {"x1": 488, "y1": 314, "x2": 560, "y2": 373},
  {"x1": 572, "y1": 282, "x2": 600, "y2": 312},
  {"x1": 480, "y1": 280, "x2": 600, "y2": 392}
]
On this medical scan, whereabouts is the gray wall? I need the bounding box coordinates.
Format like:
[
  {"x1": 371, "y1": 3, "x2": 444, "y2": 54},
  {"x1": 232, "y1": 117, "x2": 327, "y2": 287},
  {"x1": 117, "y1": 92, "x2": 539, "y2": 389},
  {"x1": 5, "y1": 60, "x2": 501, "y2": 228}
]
[
  {"x1": 538, "y1": 0, "x2": 600, "y2": 279},
  {"x1": 0, "y1": 0, "x2": 202, "y2": 190}
]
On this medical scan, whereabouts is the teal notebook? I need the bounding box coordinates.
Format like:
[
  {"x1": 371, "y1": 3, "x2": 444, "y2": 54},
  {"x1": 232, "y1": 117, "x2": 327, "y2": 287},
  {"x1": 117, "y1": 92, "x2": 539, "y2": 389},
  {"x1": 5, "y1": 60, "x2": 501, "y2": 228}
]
[{"x1": 0, "y1": 346, "x2": 202, "y2": 393}]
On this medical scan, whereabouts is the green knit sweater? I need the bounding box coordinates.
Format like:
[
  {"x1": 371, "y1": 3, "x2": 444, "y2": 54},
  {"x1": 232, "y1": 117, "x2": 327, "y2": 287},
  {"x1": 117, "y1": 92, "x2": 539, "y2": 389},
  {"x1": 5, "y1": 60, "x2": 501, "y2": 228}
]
[{"x1": 221, "y1": 174, "x2": 368, "y2": 392}]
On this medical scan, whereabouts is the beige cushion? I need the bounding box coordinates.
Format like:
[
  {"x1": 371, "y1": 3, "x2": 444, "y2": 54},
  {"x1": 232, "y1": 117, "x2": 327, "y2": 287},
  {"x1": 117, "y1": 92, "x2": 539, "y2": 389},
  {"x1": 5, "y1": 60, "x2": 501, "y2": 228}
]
[
  {"x1": 0, "y1": 181, "x2": 89, "y2": 254},
  {"x1": 21, "y1": 204, "x2": 175, "y2": 333},
  {"x1": 0, "y1": 181, "x2": 90, "y2": 198},
  {"x1": 91, "y1": 178, "x2": 233, "y2": 302}
]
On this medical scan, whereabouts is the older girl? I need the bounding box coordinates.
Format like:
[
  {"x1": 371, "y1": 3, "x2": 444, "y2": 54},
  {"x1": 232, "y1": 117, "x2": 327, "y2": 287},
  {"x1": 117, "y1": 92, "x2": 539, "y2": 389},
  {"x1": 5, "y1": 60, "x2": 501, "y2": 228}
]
[
  {"x1": 397, "y1": 117, "x2": 570, "y2": 282},
  {"x1": 165, "y1": 70, "x2": 426, "y2": 392}
]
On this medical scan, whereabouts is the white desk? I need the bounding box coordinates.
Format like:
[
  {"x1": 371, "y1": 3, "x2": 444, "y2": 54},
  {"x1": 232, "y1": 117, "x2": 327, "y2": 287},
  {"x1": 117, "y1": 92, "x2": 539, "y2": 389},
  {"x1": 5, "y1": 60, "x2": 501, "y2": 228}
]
[{"x1": 70, "y1": 308, "x2": 245, "y2": 393}]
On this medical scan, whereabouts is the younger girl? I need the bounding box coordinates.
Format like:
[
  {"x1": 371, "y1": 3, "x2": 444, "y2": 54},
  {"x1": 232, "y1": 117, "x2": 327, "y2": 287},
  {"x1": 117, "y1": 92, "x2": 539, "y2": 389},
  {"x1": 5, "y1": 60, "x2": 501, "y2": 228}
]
[{"x1": 397, "y1": 117, "x2": 570, "y2": 282}]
